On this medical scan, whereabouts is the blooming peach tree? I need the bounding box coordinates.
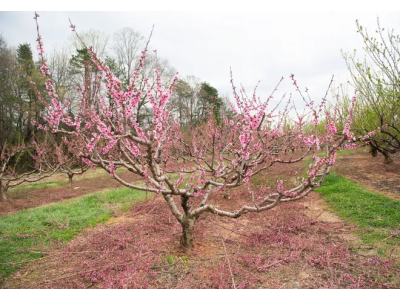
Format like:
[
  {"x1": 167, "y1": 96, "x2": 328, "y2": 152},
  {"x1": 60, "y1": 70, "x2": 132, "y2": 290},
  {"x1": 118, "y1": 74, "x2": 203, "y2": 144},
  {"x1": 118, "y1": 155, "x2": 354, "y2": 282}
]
[
  {"x1": 53, "y1": 136, "x2": 90, "y2": 188},
  {"x1": 33, "y1": 13, "x2": 358, "y2": 249},
  {"x1": 0, "y1": 139, "x2": 59, "y2": 202}
]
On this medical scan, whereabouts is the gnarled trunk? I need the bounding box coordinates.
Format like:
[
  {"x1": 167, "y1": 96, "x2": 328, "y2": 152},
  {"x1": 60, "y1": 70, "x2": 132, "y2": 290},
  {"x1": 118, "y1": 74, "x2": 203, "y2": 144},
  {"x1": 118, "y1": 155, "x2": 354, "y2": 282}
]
[
  {"x1": 370, "y1": 145, "x2": 378, "y2": 157},
  {"x1": 180, "y1": 216, "x2": 196, "y2": 249},
  {"x1": 0, "y1": 182, "x2": 8, "y2": 202},
  {"x1": 383, "y1": 152, "x2": 394, "y2": 164},
  {"x1": 68, "y1": 173, "x2": 74, "y2": 188}
]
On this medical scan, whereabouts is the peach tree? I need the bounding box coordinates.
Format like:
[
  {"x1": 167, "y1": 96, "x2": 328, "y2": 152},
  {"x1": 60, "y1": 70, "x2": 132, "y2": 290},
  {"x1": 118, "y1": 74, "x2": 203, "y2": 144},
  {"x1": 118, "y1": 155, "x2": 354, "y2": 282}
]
[{"x1": 33, "y1": 13, "x2": 357, "y2": 249}]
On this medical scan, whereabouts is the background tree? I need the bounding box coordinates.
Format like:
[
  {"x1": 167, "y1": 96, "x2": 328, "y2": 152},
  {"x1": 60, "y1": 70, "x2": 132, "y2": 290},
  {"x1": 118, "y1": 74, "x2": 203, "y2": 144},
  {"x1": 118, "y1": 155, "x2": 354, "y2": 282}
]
[
  {"x1": 342, "y1": 18, "x2": 400, "y2": 164},
  {"x1": 47, "y1": 46, "x2": 74, "y2": 106},
  {"x1": 69, "y1": 47, "x2": 102, "y2": 108},
  {"x1": 16, "y1": 43, "x2": 48, "y2": 144},
  {"x1": 113, "y1": 27, "x2": 146, "y2": 86},
  {"x1": 54, "y1": 136, "x2": 89, "y2": 188},
  {"x1": 197, "y1": 82, "x2": 225, "y2": 124},
  {"x1": 69, "y1": 29, "x2": 110, "y2": 109},
  {"x1": 0, "y1": 138, "x2": 59, "y2": 202},
  {"x1": 0, "y1": 35, "x2": 18, "y2": 149},
  {"x1": 169, "y1": 78, "x2": 228, "y2": 129},
  {"x1": 0, "y1": 37, "x2": 47, "y2": 151},
  {"x1": 16, "y1": 43, "x2": 36, "y2": 142},
  {"x1": 170, "y1": 75, "x2": 202, "y2": 128}
]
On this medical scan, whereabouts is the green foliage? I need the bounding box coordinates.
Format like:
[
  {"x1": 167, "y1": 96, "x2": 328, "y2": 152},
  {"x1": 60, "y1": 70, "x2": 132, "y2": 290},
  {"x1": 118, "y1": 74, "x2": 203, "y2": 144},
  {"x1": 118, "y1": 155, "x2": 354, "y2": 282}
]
[
  {"x1": 70, "y1": 48, "x2": 92, "y2": 70},
  {"x1": 301, "y1": 120, "x2": 328, "y2": 135},
  {"x1": 105, "y1": 56, "x2": 126, "y2": 84},
  {"x1": 16, "y1": 43, "x2": 34, "y2": 75},
  {"x1": 198, "y1": 82, "x2": 225, "y2": 125},
  {"x1": 170, "y1": 78, "x2": 228, "y2": 129},
  {"x1": 11, "y1": 180, "x2": 65, "y2": 193},
  {"x1": 0, "y1": 39, "x2": 48, "y2": 146}
]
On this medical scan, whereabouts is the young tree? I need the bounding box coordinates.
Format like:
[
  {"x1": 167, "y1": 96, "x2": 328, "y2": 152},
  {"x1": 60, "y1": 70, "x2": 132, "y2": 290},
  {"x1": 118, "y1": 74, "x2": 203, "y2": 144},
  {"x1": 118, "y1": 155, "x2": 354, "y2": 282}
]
[
  {"x1": 54, "y1": 136, "x2": 90, "y2": 188},
  {"x1": 34, "y1": 13, "x2": 358, "y2": 249},
  {"x1": 342, "y1": 18, "x2": 400, "y2": 164},
  {"x1": 0, "y1": 139, "x2": 59, "y2": 202}
]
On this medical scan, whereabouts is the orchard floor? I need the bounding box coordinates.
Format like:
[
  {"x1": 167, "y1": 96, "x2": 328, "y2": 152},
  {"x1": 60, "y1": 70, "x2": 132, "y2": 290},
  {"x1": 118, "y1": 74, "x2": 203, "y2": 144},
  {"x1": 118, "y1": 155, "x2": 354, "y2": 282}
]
[
  {"x1": 0, "y1": 169, "x2": 139, "y2": 217},
  {"x1": 2, "y1": 188, "x2": 398, "y2": 288},
  {"x1": 1, "y1": 151, "x2": 400, "y2": 289}
]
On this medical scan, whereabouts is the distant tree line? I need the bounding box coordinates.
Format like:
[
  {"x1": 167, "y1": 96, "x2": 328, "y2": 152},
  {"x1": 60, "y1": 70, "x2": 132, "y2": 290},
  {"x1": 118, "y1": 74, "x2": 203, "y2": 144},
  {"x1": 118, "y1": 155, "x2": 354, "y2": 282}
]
[{"x1": 0, "y1": 27, "x2": 229, "y2": 153}]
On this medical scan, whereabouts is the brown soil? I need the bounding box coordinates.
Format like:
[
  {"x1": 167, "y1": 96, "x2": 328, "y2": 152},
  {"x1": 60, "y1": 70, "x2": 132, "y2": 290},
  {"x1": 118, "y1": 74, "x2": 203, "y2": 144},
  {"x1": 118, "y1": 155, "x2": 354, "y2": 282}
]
[
  {"x1": 0, "y1": 170, "x2": 140, "y2": 217},
  {"x1": 334, "y1": 149, "x2": 400, "y2": 201}
]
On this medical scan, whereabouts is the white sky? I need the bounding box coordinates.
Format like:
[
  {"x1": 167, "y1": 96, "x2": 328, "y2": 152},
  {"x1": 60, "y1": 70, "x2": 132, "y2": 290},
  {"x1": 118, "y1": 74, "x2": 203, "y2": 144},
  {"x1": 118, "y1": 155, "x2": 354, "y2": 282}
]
[{"x1": 1, "y1": 2, "x2": 400, "y2": 110}]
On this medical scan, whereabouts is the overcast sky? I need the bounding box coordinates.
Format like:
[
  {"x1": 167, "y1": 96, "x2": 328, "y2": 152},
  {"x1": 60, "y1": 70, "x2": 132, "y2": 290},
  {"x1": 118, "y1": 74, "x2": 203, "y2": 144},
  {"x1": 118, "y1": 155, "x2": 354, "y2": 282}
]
[{"x1": 1, "y1": 6, "x2": 400, "y2": 110}]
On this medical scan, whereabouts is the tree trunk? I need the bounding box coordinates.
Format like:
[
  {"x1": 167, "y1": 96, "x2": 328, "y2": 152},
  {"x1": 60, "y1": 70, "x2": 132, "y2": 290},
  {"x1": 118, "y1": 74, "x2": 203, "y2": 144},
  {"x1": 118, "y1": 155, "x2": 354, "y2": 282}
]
[
  {"x1": 370, "y1": 145, "x2": 378, "y2": 157},
  {"x1": 0, "y1": 183, "x2": 8, "y2": 202},
  {"x1": 180, "y1": 216, "x2": 196, "y2": 249},
  {"x1": 383, "y1": 152, "x2": 394, "y2": 164},
  {"x1": 68, "y1": 174, "x2": 74, "y2": 188}
]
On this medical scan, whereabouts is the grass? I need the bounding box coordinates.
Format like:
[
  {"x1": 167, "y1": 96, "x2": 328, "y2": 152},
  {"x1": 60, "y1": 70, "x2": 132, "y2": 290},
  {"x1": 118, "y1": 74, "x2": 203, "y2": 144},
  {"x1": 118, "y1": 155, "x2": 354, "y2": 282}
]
[
  {"x1": 9, "y1": 168, "x2": 127, "y2": 195},
  {"x1": 297, "y1": 148, "x2": 400, "y2": 255},
  {"x1": 11, "y1": 180, "x2": 65, "y2": 192},
  {"x1": 336, "y1": 148, "x2": 362, "y2": 156},
  {"x1": 318, "y1": 174, "x2": 400, "y2": 228},
  {"x1": 0, "y1": 186, "x2": 147, "y2": 281},
  {"x1": 315, "y1": 173, "x2": 400, "y2": 248}
]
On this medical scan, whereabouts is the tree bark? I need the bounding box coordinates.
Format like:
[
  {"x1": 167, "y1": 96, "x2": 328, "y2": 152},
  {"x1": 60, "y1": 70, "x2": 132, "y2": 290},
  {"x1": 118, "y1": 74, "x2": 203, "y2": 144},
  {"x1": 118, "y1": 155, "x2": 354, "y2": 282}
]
[
  {"x1": 383, "y1": 152, "x2": 394, "y2": 164},
  {"x1": 68, "y1": 174, "x2": 74, "y2": 188},
  {"x1": 370, "y1": 145, "x2": 378, "y2": 157},
  {"x1": 0, "y1": 183, "x2": 8, "y2": 202},
  {"x1": 180, "y1": 216, "x2": 196, "y2": 249}
]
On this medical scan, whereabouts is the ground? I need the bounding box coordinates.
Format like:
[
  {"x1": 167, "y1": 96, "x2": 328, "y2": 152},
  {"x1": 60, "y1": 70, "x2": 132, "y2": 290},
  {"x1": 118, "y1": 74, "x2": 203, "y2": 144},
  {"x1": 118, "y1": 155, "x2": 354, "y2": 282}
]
[
  {"x1": 0, "y1": 149, "x2": 399, "y2": 288},
  {"x1": 0, "y1": 169, "x2": 139, "y2": 216},
  {"x1": 334, "y1": 149, "x2": 400, "y2": 201}
]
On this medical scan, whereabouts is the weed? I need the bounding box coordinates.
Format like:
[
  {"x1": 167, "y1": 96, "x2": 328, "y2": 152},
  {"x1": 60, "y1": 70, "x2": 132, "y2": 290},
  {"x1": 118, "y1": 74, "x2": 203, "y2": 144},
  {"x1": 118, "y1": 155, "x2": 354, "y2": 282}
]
[
  {"x1": 181, "y1": 255, "x2": 189, "y2": 267},
  {"x1": 166, "y1": 255, "x2": 177, "y2": 264}
]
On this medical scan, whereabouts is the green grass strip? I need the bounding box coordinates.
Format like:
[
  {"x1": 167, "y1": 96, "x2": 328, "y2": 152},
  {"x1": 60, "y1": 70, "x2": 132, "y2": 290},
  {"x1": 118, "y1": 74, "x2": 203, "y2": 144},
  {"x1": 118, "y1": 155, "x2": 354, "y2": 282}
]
[
  {"x1": 9, "y1": 168, "x2": 126, "y2": 195},
  {"x1": 315, "y1": 172, "x2": 400, "y2": 246},
  {"x1": 0, "y1": 187, "x2": 146, "y2": 280}
]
